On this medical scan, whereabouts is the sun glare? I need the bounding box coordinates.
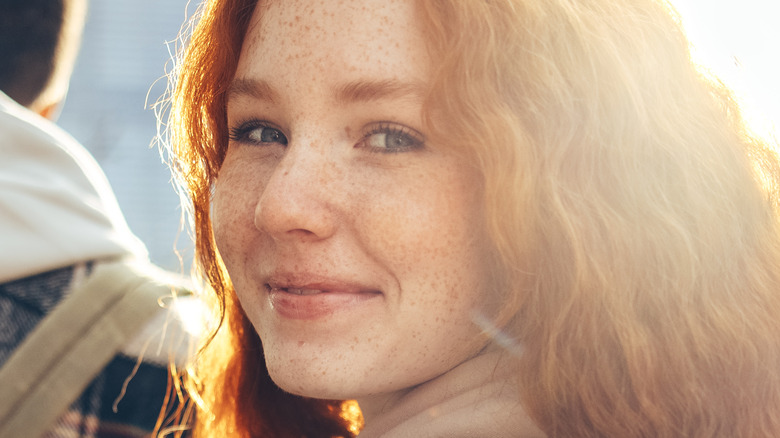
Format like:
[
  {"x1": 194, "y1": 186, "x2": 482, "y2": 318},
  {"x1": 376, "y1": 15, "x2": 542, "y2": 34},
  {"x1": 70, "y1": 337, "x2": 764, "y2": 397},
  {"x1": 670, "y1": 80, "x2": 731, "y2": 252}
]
[{"x1": 672, "y1": 0, "x2": 780, "y2": 139}]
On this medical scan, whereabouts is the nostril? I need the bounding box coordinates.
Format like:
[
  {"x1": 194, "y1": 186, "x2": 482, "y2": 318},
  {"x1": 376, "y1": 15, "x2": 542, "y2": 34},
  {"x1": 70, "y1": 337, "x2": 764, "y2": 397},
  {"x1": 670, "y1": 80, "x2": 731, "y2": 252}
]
[{"x1": 285, "y1": 228, "x2": 319, "y2": 238}]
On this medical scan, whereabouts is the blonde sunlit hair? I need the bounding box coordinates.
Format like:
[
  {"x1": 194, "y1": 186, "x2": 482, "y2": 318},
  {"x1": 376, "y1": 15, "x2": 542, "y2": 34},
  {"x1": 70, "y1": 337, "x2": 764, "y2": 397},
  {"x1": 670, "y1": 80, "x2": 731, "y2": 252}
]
[{"x1": 162, "y1": 0, "x2": 780, "y2": 436}]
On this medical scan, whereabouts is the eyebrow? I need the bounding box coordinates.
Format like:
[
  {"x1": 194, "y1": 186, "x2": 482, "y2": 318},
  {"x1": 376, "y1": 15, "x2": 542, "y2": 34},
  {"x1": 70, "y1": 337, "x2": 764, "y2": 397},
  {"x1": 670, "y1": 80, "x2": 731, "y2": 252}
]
[
  {"x1": 227, "y1": 78, "x2": 279, "y2": 104},
  {"x1": 227, "y1": 77, "x2": 427, "y2": 105},
  {"x1": 333, "y1": 79, "x2": 427, "y2": 104}
]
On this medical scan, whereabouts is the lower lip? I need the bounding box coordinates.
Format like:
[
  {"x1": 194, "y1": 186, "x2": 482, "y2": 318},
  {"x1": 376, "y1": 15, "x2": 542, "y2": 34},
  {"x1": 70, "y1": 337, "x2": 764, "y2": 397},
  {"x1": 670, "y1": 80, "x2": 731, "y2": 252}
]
[{"x1": 268, "y1": 290, "x2": 381, "y2": 320}]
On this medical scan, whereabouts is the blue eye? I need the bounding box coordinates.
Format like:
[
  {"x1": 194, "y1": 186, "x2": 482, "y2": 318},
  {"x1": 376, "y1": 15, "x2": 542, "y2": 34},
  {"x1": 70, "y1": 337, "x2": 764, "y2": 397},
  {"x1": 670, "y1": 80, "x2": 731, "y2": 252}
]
[
  {"x1": 361, "y1": 123, "x2": 424, "y2": 153},
  {"x1": 229, "y1": 120, "x2": 288, "y2": 146}
]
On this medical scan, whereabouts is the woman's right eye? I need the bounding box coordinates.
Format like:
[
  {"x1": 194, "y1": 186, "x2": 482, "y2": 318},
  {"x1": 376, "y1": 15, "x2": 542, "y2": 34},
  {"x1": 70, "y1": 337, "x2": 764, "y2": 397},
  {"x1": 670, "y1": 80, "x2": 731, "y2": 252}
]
[{"x1": 229, "y1": 121, "x2": 288, "y2": 146}]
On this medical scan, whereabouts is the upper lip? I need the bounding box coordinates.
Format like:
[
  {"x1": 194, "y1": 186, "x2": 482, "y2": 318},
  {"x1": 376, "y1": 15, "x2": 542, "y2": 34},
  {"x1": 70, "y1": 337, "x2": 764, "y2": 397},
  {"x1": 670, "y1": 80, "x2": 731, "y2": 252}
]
[{"x1": 265, "y1": 273, "x2": 382, "y2": 295}]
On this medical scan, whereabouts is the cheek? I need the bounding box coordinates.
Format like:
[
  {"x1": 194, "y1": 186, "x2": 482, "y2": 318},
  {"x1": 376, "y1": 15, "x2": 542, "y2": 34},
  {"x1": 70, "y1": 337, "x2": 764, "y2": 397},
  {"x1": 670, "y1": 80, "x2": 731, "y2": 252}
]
[
  {"x1": 211, "y1": 161, "x2": 260, "y2": 270},
  {"x1": 211, "y1": 186, "x2": 232, "y2": 259},
  {"x1": 363, "y1": 166, "x2": 490, "y2": 303}
]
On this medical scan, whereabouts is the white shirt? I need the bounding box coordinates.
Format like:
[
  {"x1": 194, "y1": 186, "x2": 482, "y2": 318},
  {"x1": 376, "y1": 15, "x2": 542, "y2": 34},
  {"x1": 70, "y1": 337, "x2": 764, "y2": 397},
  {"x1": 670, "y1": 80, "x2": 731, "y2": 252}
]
[{"x1": 0, "y1": 91, "x2": 147, "y2": 283}]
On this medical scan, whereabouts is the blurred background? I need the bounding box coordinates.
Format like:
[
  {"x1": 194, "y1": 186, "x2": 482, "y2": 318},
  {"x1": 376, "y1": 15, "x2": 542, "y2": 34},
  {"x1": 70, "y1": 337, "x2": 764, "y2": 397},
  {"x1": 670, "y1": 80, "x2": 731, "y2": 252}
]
[
  {"x1": 57, "y1": 0, "x2": 778, "y2": 273},
  {"x1": 58, "y1": 0, "x2": 193, "y2": 272},
  {"x1": 675, "y1": 0, "x2": 779, "y2": 140}
]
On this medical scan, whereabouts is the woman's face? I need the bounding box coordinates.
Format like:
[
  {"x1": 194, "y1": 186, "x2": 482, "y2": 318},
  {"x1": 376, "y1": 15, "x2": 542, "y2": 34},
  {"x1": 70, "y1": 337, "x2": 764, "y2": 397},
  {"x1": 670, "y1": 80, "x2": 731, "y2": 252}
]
[{"x1": 213, "y1": 0, "x2": 496, "y2": 400}]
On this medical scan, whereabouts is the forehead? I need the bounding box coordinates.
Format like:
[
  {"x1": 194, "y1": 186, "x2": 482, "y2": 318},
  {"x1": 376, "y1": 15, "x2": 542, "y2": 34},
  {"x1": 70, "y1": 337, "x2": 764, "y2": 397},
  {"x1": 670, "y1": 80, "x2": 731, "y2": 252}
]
[{"x1": 237, "y1": 0, "x2": 430, "y2": 85}]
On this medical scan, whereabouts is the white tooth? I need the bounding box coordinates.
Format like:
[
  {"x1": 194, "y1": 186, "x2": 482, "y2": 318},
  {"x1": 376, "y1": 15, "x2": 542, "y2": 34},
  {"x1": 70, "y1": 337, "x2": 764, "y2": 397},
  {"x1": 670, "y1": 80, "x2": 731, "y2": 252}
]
[{"x1": 285, "y1": 288, "x2": 323, "y2": 295}]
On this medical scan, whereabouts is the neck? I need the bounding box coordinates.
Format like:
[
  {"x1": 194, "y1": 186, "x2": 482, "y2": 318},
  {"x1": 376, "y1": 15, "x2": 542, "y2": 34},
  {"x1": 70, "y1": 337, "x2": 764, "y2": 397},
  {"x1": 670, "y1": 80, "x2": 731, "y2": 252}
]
[{"x1": 356, "y1": 348, "x2": 545, "y2": 437}]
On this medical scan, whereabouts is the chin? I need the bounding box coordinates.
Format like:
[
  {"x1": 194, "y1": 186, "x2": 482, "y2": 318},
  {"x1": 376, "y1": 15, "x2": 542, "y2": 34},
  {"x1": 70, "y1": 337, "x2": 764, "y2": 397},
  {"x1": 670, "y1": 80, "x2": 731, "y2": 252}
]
[
  {"x1": 263, "y1": 348, "x2": 351, "y2": 399},
  {"x1": 268, "y1": 368, "x2": 355, "y2": 400}
]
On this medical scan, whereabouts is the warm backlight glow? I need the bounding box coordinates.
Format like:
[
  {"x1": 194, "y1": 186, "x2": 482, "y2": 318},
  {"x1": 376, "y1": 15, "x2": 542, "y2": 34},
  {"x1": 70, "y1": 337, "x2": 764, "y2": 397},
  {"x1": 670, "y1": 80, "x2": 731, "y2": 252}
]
[{"x1": 673, "y1": 0, "x2": 779, "y2": 139}]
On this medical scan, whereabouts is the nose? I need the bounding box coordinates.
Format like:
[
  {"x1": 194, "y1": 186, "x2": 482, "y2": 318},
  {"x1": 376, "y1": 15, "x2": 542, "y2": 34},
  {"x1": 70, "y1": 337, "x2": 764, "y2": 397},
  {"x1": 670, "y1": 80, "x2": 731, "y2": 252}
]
[{"x1": 254, "y1": 145, "x2": 338, "y2": 242}]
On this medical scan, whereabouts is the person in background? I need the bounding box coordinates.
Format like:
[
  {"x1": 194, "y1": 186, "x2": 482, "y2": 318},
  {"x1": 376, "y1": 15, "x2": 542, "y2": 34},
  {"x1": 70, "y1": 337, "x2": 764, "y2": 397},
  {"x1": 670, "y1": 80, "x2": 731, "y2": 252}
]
[
  {"x1": 0, "y1": 0, "x2": 195, "y2": 436},
  {"x1": 164, "y1": 0, "x2": 780, "y2": 436}
]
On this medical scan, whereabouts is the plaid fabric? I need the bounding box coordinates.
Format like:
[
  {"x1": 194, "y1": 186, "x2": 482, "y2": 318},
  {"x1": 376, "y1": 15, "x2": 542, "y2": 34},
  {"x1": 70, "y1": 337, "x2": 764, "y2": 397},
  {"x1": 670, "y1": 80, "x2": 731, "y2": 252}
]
[{"x1": 1, "y1": 264, "x2": 176, "y2": 437}]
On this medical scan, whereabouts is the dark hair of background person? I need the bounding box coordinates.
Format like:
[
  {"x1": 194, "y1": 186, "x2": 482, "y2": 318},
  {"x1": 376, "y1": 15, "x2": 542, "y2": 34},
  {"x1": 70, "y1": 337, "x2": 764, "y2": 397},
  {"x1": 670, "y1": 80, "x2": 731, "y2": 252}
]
[{"x1": 0, "y1": 0, "x2": 74, "y2": 108}]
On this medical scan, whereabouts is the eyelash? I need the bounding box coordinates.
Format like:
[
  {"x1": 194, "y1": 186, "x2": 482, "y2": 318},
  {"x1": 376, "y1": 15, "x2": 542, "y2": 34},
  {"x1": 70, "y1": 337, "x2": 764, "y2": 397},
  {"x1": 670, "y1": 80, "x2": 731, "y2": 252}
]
[
  {"x1": 227, "y1": 119, "x2": 425, "y2": 153},
  {"x1": 228, "y1": 120, "x2": 288, "y2": 146},
  {"x1": 359, "y1": 122, "x2": 425, "y2": 153}
]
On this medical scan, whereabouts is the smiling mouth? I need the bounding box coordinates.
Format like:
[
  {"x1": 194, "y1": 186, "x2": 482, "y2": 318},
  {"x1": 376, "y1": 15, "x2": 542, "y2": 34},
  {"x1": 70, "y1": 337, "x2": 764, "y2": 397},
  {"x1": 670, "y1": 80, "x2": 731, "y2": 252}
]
[
  {"x1": 265, "y1": 283, "x2": 381, "y2": 319},
  {"x1": 266, "y1": 284, "x2": 382, "y2": 296}
]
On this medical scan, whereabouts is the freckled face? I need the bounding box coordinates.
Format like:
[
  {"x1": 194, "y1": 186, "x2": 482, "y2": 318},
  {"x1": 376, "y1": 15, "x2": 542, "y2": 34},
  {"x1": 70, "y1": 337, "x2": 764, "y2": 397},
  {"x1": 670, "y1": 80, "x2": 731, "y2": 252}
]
[{"x1": 212, "y1": 0, "x2": 496, "y2": 400}]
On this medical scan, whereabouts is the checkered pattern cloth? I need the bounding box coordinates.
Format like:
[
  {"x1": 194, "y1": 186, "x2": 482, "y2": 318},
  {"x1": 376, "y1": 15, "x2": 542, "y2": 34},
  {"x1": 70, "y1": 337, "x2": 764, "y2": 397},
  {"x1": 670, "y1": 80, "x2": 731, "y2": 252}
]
[{"x1": 0, "y1": 264, "x2": 177, "y2": 437}]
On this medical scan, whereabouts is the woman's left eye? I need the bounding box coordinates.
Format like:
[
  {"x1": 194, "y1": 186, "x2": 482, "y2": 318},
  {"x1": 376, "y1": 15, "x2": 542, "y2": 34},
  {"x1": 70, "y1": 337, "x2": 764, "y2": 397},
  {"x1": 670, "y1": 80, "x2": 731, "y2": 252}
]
[{"x1": 360, "y1": 123, "x2": 424, "y2": 153}]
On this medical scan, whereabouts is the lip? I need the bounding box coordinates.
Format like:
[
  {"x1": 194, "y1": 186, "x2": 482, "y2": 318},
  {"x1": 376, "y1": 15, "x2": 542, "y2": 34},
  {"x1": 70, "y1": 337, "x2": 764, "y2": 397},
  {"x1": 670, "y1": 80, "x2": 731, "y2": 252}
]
[{"x1": 265, "y1": 278, "x2": 383, "y2": 320}]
